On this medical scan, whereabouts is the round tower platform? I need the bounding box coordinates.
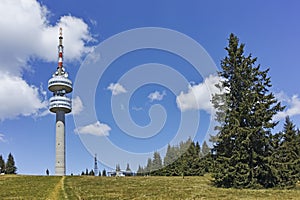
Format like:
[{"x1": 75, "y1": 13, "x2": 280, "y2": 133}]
[
  {"x1": 48, "y1": 76, "x2": 72, "y2": 93},
  {"x1": 49, "y1": 96, "x2": 72, "y2": 113}
]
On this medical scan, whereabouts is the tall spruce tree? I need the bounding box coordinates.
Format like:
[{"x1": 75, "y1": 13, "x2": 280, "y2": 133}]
[
  {"x1": 181, "y1": 141, "x2": 203, "y2": 176},
  {"x1": 151, "y1": 152, "x2": 163, "y2": 175},
  {"x1": 202, "y1": 141, "x2": 210, "y2": 157},
  {"x1": 164, "y1": 144, "x2": 177, "y2": 166},
  {"x1": 212, "y1": 33, "x2": 284, "y2": 188},
  {"x1": 0, "y1": 155, "x2": 5, "y2": 173},
  {"x1": 6, "y1": 153, "x2": 17, "y2": 174},
  {"x1": 272, "y1": 116, "x2": 300, "y2": 188},
  {"x1": 145, "y1": 158, "x2": 152, "y2": 175}
]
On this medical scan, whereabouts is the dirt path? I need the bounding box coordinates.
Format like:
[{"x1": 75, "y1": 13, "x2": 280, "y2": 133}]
[{"x1": 47, "y1": 176, "x2": 67, "y2": 200}]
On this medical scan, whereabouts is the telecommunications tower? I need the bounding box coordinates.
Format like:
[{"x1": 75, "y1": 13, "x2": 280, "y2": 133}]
[{"x1": 48, "y1": 28, "x2": 72, "y2": 175}]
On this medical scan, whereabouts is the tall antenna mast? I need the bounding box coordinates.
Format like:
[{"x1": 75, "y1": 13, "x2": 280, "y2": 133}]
[
  {"x1": 94, "y1": 154, "x2": 98, "y2": 176},
  {"x1": 57, "y1": 27, "x2": 64, "y2": 75}
]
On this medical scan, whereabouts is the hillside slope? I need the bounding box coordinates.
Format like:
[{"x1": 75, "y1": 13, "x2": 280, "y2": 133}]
[{"x1": 1, "y1": 175, "x2": 300, "y2": 199}]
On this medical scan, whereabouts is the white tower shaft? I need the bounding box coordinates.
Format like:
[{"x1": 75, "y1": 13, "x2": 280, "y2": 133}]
[{"x1": 55, "y1": 111, "x2": 65, "y2": 175}]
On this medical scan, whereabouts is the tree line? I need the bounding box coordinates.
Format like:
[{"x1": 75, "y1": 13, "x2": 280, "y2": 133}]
[
  {"x1": 137, "y1": 139, "x2": 212, "y2": 176},
  {"x1": 138, "y1": 33, "x2": 300, "y2": 189},
  {"x1": 80, "y1": 163, "x2": 133, "y2": 176},
  {"x1": 80, "y1": 168, "x2": 107, "y2": 176},
  {"x1": 0, "y1": 153, "x2": 17, "y2": 174}
]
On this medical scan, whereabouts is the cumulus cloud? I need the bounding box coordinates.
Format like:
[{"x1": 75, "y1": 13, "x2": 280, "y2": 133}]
[
  {"x1": 0, "y1": 133, "x2": 6, "y2": 142},
  {"x1": 274, "y1": 93, "x2": 300, "y2": 120},
  {"x1": 107, "y1": 83, "x2": 127, "y2": 95},
  {"x1": 176, "y1": 75, "x2": 221, "y2": 114},
  {"x1": 39, "y1": 16, "x2": 94, "y2": 62},
  {"x1": 72, "y1": 96, "x2": 84, "y2": 115},
  {"x1": 148, "y1": 91, "x2": 166, "y2": 102},
  {"x1": 0, "y1": 0, "x2": 94, "y2": 120},
  {"x1": 75, "y1": 121, "x2": 111, "y2": 136},
  {"x1": 0, "y1": 73, "x2": 47, "y2": 120},
  {"x1": 0, "y1": 0, "x2": 94, "y2": 75}
]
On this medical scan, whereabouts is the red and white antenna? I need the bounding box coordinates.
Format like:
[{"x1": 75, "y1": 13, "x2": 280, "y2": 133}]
[{"x1": 58, "y1": 27, "x2": 64, "y2": 70}]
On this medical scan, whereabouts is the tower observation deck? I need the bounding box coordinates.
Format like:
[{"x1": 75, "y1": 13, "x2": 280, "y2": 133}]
[{"x1": 48, "y1": 28, "x2": 72, "y2": 175}]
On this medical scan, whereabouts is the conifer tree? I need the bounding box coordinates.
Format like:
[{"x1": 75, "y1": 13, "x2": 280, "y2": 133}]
[
  {"x1": 5, "y1": 153, "x2": 17, "y2": 174},
  {"x1": 164, "y1": 144, "x2": 177, "y2": 166},
  {"x1": 125, "y1": 163, "x2": 132, "y2": 176},
  {"x1": 272, "y1": 116, "x2": 300, "y2": 188},
  {"x1": 161, "y1": 140, "x2": 203, "y2": 176},
  {"x1": 212, "y1": 33, "x2": 284, "y2": 188},
  {"x1": 152, "y1": 152, "x2": 163, "y2": 173},
  {"x1": 137, "y1": 165, "x2": 144, "y2": 176},
  {"x1": 116, "y1": 164, "x2": 121, "y2": 172},
  {"x1": 181, "y1": 141, "x2": 203, "y2": 176},
  {"x1": 195, "y1": 142, "x2": 202, "y2": 158},
  {"x1": 145, "y1": 158, "x2": 152, "y2": 175},
  {"x1": 0, "y1": 155, "x2": 5, "y2": 174},
  {"x1": 102, "y1": 169, "x2": 107, "y2": 176},
  {"x1": 89, "y1": 169, "x2": 95, "y2": 176},
  {"x1": 126, "y1": 163, "x2": 131, "y2": 171},
  {"x1": 202, "y1": 141, "x2": 210, "y2": 157}
]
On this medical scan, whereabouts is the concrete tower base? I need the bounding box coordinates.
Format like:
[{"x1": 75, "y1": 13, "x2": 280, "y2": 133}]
[{"x1": 55, "y1": 110, "x2": 65, "y2": 175}]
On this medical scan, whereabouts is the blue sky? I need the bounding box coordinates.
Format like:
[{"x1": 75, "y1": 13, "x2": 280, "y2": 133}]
[{"x1": 0, "y1": 0, "x2": 299, "y2": 175}]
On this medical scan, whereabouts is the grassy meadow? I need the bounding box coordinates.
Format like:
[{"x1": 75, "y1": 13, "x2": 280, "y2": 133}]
[{"x1": 1, "y1": 174, "x2": 300, "y2": 199}]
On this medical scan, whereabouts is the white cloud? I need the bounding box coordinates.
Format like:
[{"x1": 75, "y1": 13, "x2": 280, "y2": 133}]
[
  {"x1": 274, "y1": 94, "x2": 300, "y2": 120},
  {"x1": 0, "y1": 0, "x2": 94, "y2": 76},
  {"x1": 0, "y1": 73, "x2": 47, "y2": 120},
  {"x1": 0, "y1": 133, "x2": 6, "y2": 142},
  {"x1": 148, "y1": 91, "x2": 166, "y2": 102},
  {"x1": 75, "y1": 121, "x2": 111, "y2": 136},
  {"x1": 39, "y1": 16, "x2": 94, "y2": 62},
  {"x1": 176, "y1": 74, "x2": 221, "y2": 113},
  {"x1": 0, "y1": 0, "x2": 94, "y2": 120},
  {"x1": 107, "y1": 83, "x2": 127, "y2": 95},
  {"x1": 72, "y1": 96, "x2": 83, "y2": 115}
]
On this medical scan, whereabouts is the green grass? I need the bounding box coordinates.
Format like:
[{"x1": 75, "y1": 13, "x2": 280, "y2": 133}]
[
  {"x1": 1, "y1": 174, "x2": 300, "y2": 199},
  {"x1": 0, "y1": 175, "x2": 61, "y2": 199}
]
